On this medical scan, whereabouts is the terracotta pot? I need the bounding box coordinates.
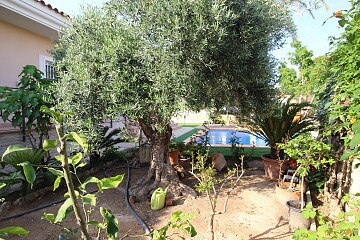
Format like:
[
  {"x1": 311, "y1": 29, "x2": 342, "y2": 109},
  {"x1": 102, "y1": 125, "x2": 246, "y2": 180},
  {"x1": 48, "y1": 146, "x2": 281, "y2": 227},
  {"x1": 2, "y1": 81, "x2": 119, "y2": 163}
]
[
  {"x1": 179, "y1": 157, "x2": 191, "y2": 170},
  {"x1": 165, "y1": 198, "x2": 173, "y2": 206},
  {"x1": 281, "y1": 181, "x2": 307, "y2": 193},
  {"x1": 275, "y1": 182, "x2": 302, "y2": 206},
  {"x1": 280, "y1": 181, "x2": 299, "y2": 188},
  {"x1": 129, "y1": 196, "x2": 136, "y2": 204},
  {"x1": 262, "y1": 154, "x2": 288, "y2": 180},
  {"x1": 169, "y1": 149, "x2": 179, "y2": 165}
]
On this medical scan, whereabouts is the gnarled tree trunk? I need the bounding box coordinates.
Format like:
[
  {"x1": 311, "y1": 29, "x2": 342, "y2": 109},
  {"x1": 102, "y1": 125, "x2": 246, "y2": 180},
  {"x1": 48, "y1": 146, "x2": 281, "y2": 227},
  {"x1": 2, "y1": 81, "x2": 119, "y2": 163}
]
[
  {"x1": 324, "y1": 133, "x2": 352, "y2": 216},
  {"x1": 130, "y1": 119, "x2": 196, "y2": 199}
]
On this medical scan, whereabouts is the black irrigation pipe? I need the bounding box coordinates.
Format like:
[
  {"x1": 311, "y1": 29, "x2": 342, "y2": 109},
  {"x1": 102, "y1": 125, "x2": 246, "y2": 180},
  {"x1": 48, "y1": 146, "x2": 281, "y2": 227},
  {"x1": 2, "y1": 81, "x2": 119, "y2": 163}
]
[
  {"x1": 0, "y1": 196, "x2": 67, "y2": 222},
  {"x1": 0, "y1": 185, "x2": 99, "y2": 223},
  {"x1": 105, "y1": 160, "x2": 151, "y2": 239},
  {"x1": 0, "y1": 161, "x2": 152, "y2": 240}
]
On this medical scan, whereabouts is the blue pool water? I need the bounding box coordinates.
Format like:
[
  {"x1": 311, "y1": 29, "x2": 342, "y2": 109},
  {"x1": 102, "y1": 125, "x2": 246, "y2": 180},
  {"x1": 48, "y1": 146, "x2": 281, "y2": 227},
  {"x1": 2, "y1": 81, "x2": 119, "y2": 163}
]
[{"x1": 196, "y1": 129, "x2": 267, "y2": 146}]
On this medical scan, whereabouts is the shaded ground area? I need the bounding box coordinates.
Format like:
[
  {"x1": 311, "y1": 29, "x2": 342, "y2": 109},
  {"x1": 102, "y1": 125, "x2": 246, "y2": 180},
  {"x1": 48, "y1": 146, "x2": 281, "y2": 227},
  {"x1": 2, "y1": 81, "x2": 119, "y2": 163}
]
[{"x1": 0, "y1": 159, "x2": 293, "y2": 239}]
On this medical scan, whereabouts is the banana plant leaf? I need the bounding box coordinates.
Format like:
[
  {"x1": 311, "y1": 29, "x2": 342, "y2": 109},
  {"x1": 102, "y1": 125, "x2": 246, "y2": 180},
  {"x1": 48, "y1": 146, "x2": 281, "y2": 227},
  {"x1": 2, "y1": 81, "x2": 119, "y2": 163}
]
[{"x1": 1, "y1": 145, "x2": 46, "y2": 170}]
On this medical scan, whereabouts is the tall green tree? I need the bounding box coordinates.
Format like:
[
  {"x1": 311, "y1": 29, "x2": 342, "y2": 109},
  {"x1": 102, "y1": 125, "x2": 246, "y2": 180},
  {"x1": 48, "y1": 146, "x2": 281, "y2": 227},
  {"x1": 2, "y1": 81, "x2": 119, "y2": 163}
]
[
  {"x1": 279, "y1": 42, "x2": 331, "y2": 101},
  {"x1": 288, "y1": 40, "x2": 314, "y2": 100},
  {"x1": 54, "y1": 0, "x2": 294, "y2": 197},
  {"x1": 279, "y1": 61, "x2": 298, "y2": 95}
]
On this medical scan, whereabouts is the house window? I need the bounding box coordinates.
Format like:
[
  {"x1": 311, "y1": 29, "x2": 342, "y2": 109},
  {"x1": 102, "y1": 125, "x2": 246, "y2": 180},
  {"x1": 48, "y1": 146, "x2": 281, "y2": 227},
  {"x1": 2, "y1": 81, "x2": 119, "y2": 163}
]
[
  {"x1": 45, "y1": 60, "x2": 55, "y2": 79},
  {"x1": 39, "y1": 54, "x2": 57, "y2": 79}
]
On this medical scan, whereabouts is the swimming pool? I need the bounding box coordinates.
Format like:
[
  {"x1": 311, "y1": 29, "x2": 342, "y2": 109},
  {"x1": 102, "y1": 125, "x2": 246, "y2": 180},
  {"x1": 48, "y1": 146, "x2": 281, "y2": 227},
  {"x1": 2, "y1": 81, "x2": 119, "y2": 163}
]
[{"x1": 196, "y1": 129, "x2": 267, "y2": 146}]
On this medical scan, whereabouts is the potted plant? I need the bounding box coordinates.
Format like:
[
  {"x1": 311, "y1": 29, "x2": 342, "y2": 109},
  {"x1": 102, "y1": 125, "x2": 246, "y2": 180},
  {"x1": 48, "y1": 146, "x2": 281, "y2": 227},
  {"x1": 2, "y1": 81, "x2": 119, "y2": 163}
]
[
  {"x1": 247, "y1": 96, "x2": 314, "y2": 179},
  {"x1": 274, "y1": 162, "x2": 303, "y2": 207},
  {"x1": 279, "y1": 133, "x2": 334, "y2": 230},
  {"x1": 169, "y1": 140, "x2": 180, "y2": 165},
  {"x1": 178, "y1": 142, "x2": 195, "y2": 170}
]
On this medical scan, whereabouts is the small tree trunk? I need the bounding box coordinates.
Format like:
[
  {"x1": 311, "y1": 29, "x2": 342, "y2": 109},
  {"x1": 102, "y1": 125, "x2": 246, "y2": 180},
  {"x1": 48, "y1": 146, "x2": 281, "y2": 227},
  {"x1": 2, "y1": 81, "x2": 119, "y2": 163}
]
[
  {"x1": 342, "y1": 159, "x2": 352, "y2": 196},
  {"x1": 209, "y1": 212, "x2": 215, "y2": 240},
  {"x1": 325, "y1": 135, "x2": 344, "y2": 192},
  {"x1": 130, "y1": 119, "x2": 196, "y2": 199},
  {"x1": 55, "y1": 125, "x2": 90, "y2": 240},
  {"x1": 324, "y1": 133, "x2": 349, "y2": 214}
]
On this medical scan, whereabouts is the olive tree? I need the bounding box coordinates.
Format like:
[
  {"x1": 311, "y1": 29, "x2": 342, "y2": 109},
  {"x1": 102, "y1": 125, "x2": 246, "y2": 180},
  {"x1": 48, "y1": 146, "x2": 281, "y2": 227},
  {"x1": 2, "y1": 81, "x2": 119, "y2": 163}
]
[{"x1": 54, "y1": 0, "x2": 293, "y2": 198}]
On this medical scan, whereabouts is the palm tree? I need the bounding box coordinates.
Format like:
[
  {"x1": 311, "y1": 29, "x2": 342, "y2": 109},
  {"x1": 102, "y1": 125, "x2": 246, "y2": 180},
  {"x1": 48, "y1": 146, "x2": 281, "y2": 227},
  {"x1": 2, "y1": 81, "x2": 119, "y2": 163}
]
[{"x1": 248, "y1": 96, "x2": 315, "y2": 159}]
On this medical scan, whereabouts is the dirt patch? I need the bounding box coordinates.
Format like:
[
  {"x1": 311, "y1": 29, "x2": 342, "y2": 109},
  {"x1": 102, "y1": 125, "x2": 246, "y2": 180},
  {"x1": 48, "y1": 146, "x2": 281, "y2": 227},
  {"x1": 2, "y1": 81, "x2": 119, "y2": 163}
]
[{"x1": 0, "y1": 159, "x2": 294, "y2": 239}]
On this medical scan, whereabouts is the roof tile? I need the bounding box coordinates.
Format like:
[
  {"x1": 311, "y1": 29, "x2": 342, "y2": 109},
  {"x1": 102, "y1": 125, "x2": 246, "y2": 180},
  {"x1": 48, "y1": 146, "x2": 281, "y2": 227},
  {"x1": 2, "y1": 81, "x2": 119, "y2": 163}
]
[{"x1": 35, "y1": 0, "x2": 67, "y2": 17}]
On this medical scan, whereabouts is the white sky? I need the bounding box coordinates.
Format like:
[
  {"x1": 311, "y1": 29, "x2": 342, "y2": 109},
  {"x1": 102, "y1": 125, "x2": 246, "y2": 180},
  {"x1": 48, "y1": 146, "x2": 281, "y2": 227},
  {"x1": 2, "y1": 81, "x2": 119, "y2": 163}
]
[{"x1": 46, "y1": 0, "x2": 351, "y2": 61}]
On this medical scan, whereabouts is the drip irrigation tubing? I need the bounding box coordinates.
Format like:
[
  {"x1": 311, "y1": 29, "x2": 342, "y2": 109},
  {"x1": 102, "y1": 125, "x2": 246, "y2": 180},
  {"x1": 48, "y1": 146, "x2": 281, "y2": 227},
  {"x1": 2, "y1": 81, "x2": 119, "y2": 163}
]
[
  {"x1": 0, "y1": 161, "x2": 151, "y2": 240},
  {"x1": 0, "y1": 196, "x2": 68, "y2": 222},
  {"x1": 104, "y1": 160, "x2": 151, "y2": 239},
  {"x1": 0, "y1": 185, "x2": 100, "y2": 223}
]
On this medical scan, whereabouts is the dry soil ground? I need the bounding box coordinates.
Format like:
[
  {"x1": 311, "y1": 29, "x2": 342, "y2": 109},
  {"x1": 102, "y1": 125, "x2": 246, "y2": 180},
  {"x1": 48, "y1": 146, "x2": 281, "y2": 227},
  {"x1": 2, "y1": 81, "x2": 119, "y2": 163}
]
[{"x1": 0, "y1": 159, "x2": 294, "y2": 240}]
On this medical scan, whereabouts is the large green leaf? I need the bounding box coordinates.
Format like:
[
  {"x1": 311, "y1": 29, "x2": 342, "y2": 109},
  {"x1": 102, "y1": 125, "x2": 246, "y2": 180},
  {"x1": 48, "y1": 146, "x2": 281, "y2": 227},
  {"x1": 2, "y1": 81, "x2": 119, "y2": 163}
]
[
  {"x1": 18, "y1": 162, "x2": 36, "y2": 188},
  {"x1": 40, "y1": 106, "x2": 63, "y2": 124},
  {"x1": 54, "y1": 198, "x2": 74, "y2": 223},
  {"x1": 67, "y1": 132, "x2": 88, "y2": 153},
  {"x1": 69, "y1": 152, "x2": 83, "y2": 167},
  {"x1": 46, "y1": 167, "x2": 64, "y2": 191},
  {"x1": 42, "y1": 213, "x2": 55, "y2": 224},
  {"x1": 47, "y1": 167, "x2": 63, "y2": 177},
  {"x1": 0, "y1": 226, "x2": 28, "y2": 236},
  {"x1": 43, "y1": 139, "x2": 58, "y2": 151},
  {"x1": 2, "y1": 145, "x2": 31, "y2": 161},
  {"x1": 100, "y1": 207, "x2": 118, "y2": 240},
  {"x1": 54, "y1": 155, "x2": 62, "y2": 162},
  {"x1": 1, "y1": 145, "x2": 46, "y2": 168},
  {"x1": 98, "y1": 174, "x2": 124, "y2": 191},
  {"x1": 53, "y1": 176, "x2": 63, "y2": 191},
  {"x1": 82, "y1": 194, "x2": 96, "y2": 206}
]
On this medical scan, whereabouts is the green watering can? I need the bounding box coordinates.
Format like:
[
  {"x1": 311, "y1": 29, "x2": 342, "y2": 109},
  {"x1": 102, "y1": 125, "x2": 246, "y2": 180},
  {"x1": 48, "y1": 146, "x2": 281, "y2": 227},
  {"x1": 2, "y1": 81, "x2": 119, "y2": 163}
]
[{"x1": 151, "y1": 186, "x2": 169, "y2": 210}]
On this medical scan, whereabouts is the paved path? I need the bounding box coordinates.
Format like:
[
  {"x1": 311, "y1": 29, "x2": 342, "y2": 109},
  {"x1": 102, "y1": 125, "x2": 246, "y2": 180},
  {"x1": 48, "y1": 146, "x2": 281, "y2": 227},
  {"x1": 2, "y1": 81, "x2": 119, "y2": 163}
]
[{"x1": 172, "y1": 126, "x2": 198, "y2": 138}]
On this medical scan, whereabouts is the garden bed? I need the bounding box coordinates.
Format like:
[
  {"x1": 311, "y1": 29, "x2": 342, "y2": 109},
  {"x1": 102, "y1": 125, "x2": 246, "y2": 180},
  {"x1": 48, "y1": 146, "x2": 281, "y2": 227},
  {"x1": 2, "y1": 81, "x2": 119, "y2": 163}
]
[{"x1": 0, "y1": 158, "x2": 295, "y2": 239}]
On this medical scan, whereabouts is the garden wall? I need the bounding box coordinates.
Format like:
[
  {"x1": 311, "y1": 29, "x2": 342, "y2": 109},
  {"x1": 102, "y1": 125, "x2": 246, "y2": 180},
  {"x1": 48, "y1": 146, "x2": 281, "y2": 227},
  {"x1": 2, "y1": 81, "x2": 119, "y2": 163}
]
[{"x1": 171, "y1": 110, "x2": 239, "y2": 125}]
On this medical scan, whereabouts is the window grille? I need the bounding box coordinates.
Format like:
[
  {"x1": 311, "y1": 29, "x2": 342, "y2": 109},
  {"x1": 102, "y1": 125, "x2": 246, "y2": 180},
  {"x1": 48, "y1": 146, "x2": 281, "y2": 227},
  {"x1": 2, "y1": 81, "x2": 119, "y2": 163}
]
[
  {"x1": 39, "y1": 54, "x2": 58, "y2": 80},
  {"x1": 45, "y1": 60, "x2": 56, "y2": 79}
]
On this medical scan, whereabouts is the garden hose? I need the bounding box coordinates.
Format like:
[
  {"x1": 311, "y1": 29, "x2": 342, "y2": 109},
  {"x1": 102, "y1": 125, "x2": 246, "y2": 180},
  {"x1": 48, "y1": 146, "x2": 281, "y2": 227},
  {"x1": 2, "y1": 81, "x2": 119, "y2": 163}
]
[
  {"x1": 104, "y1": 161, "x2": 151, "y2": 239},
  {"x1": 0, "y1": 185, "x2": 100, "y2": 223},
  {"x1": 117, "y1": 159, "x2": 151, "y2": 239},
  {"x1": 0, "y1": 197, "x2": 67, "y2": 222}
]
